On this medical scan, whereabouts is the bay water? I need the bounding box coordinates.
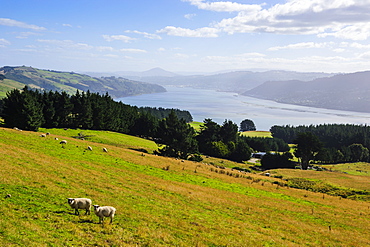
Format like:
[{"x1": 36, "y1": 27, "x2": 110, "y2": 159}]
[{"x1": 117, "y1": 86, "x2": 370, "y2": 131}]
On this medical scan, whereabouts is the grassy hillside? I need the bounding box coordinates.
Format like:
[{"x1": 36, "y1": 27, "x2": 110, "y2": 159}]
[
  {"x1": 0, "y1": 66, "x2": 166, "y2": 99},
  {"x1": 0, "y1": 127, "x2": 369, "y2": 246}
]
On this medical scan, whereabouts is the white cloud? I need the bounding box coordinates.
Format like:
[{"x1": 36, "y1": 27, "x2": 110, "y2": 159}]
[
  {"x1": 125, "y1": 30, "x2": 162, "y2": 40},
  {"x1": 208, "y1": 0, "x2": 370, "y2": 40},
  {"x1": 96, "y1": 46, "x2": 115, "y2": 52},
  {"x1": 157, "y1": 26, "x2": 219, "y2": 37},
  {"x1": 183, "y1": 0, "x2": 262, "y2": 13},
  {"x1": 0, "y1": 38, "x2": 11, "y2": 47},
  {"x1": 102, "y1": 34, "x2": 135, "y2": 43},
  {"x1": 0, "y1": 18, "x2": 46, "y2": 30},
  {"x1": 184, "y1": 13, "x2": 196, "y2": 20},
  {"x1": 120, "y1": 48, "x2": 147, "y2": 53},
  {"x1": 268, "y1": 42, "x2": 332, "y2": 51},
  {"x1": 37, "y1": 39, "x2": 93, "y2": 50},
  {"x1": 62, "y1": 23, "x2": 73, "y2": 28}
]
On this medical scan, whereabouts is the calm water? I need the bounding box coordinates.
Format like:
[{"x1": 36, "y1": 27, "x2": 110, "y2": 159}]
[{"x1": 118, "y1": 87, "x2": 370, "y2": 131}]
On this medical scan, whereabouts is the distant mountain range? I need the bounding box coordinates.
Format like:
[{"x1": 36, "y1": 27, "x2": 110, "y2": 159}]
[
  {"x1": 0, "y1": 66, "x2": 166, "y2": 98},
  {"x1": 92, "y1": 68, "x2": 333, "y2": 92},
  {"x1": 243, "y1": 71, "x2": 370, "y2": 113}
]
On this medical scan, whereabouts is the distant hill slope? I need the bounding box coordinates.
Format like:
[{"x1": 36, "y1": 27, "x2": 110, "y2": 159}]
[
  {"x1": 243, "y1": 71, "x2": 370, "y2": 113},
  {"x1": 0, "y1": 66, "x2": 166, "y2": 98},
  {"x1": 117, "y1": 70, "x2": 333, "y2": 92}
]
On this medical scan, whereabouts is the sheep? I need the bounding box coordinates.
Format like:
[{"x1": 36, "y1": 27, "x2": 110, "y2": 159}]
[
  {"x1": 102, "y1": 147, "x2": 108, "y2": 152},
  {"x1": 4, "y1": 194, "x2": 11, "y2": 199},
  {"x1": 87, "y1": 146, "x2": 93, "y2": 151},
  {"x1": 60, "y1": 140, "x2": 67, "y2": 144},
  {"x1": 40, "y1": 134, "x2": 46, "y2": 137},
  {"x1": 93, "y1": 205, "x2": 116, "y2": 224},
  {"x1": 55, "y1": 137, "x2": 59, "y2": 140},
  {"x1": 67, "y1": 198, "x2": 92, "y2": 215}
]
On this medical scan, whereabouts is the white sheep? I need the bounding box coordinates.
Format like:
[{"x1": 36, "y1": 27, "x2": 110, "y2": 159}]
[
  {"x1": 87, "y1": 146, "x2": 93, "y2": 151},
  {"x1": 60, "y1": 140, "x2": 67, "y2": 144},
  {"x1": 102, "y1": 147, "x2": 108, "y2": 152},
  {"x1": 67, "y1": 198, "x2": 92, "y2": 215},
  {"x1": 93, "y1": 205, "x2": 116, "y2": 224}
]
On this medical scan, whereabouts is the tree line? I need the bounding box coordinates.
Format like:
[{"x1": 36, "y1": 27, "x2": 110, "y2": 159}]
[
  {"x1": 0, "y1": 86, "x2": 191, "y2": 133},
  {"x1": 270, "y1": 124, "x2": 370, "y2": 164}
]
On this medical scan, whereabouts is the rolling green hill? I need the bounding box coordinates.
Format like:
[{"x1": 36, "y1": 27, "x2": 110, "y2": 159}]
[
  {"x1": 0, "y1": 66, "x2": 166, "y2": 98},
  {"x1": 0, "y1": 127, "x2": 369, "y2": 246}
]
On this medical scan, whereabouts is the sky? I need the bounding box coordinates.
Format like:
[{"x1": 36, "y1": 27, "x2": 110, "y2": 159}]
[{"x1": 2, "y1": 0, "x2": 370, "y2": 74}]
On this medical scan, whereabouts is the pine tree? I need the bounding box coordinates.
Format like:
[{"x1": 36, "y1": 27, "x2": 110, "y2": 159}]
[{"x1": 155, "y1": 110, "x2": 198, "y2": 159}]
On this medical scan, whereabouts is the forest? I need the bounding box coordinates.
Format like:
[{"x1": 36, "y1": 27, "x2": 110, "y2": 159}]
[{"x1": 271, "y1": 124, "x2": 370, "y2": 164}]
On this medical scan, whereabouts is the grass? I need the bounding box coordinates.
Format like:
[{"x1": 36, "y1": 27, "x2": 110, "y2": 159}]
[
  {"x1": 0, "y1": 79, "x2": 26, "y2": 98},
  {"x1": 241, "y1": 131, "x2": 272, "y2": 138},
  {"x1": 0, "y1": 127, "x2": 369, "y2": 246}
]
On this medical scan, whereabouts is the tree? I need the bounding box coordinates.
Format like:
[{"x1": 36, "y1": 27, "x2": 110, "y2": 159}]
[
  {"x1": 155, "y1": 110, "x2": 199, "y2": 159},
  {"x1": 293, "y1": 132, "x2": 322, "y2": 170},
  {"x1": 348, "y1": 143, "x2": 369, "y2": 162},
  {"x1": 261, "y1": 152, "x2": 294, "y2": 170},
  {"x1": 240, "y1": 119, "x2": 256, "y2": 131},
  {"x1": 2, "y1": 86, "x2": 44, "y2": 131}
]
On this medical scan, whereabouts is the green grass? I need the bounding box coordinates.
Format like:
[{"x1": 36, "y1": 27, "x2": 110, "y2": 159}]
[
  {"x1": 0, "y1": 79, "x2": 26, "y2": 98},
  {"x1": 0, "y1": 127, "x2": 369, "y2": 246},
  {"x1": 241, "y1": 131, "x2": 272, "y2": 138},
  {"x1": 189, "y1": 121, "x2": 203, "y2": 131}
]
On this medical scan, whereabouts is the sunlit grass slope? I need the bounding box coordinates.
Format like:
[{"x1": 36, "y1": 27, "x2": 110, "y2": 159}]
[{"x1": 0, "y1": 127, "x2": 369, "y2": 246}]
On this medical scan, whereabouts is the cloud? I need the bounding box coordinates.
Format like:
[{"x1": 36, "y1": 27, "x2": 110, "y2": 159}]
[
  {"x1": 102, "y1": 34, "x2": 135, "y2": 43},
  {"x1": 184, "y1": 13, "x2": 197, "y2": 20},
  {"x1": 0, "y1": 18, "x2": 46, "y2": 31},
  {"x1": 268, "y1": 42, "x2": 333, "y2": 51},
  {"x1": 125, "y1": 30, "x2": 162, "y2": 40},
  {"x1": 96, "y1": 46, "x2": 115, "y2": 52},
  {"x1": 0, "y1": 38, "x2": 11, "y2": 47},
  {"x1": 120, "y1": 48, "x2": 147, "y2": 53},
  {"x1": 16, "y1": 32, "x2": 40, "y2": 39},
  {"x1": 214, "y1": 0, "x2": 370, "y2": 40},
  {"x1": 183, "y1": 0, "x2": 262, "y2": 13},
  {"x1": 157, "y1": 26, "x2": 219, "y2": 37},
  {"x1": 37, "y1": 39, "x2": 93, "y2": 50}
]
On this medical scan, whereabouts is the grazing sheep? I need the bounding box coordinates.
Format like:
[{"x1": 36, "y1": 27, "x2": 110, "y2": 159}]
[
  {"x1": 40, "y1": 134, "x2": 46, "y2": 137},
  {"x1": 67, "y1": 198, "x2": 92, "y2": 215},
  {"x1": 102, "y1": 147, "x2": 108, "y2": 152},
  {"x1": 87, "y1": 146, "x2": 93, "y2": 151},
  {"x1": 60, "y1": 140, "x2": 67, "y2": 144},
  {"x1": 4, "y1": 194, "x2": 11, "y2": 199},
  {"x1": 46, "y1": 132, "x2": 50, "y2": 135},
  {"x1": 55, "y1": 137, "x2": 59, "y2": 140},
  {"x1": 93, "y1": 205, "x2": 116, "y2": 224}
]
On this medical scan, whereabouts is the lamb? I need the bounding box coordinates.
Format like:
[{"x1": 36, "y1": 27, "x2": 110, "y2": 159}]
[
  {"x1": 67, "y1": 198, "x2": 92, "y2": 215},
  {"x1": 93, "y1": 205, "x2": 116, "y2": 224}
]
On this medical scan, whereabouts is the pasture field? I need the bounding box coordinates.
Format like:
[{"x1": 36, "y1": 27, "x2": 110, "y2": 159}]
[
  {"x1": 241, "y1": 131, "x2": 272, "y2": 138},
  {"x1": 0, "y1": 127, "x2": 369, "y2": 246}
]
